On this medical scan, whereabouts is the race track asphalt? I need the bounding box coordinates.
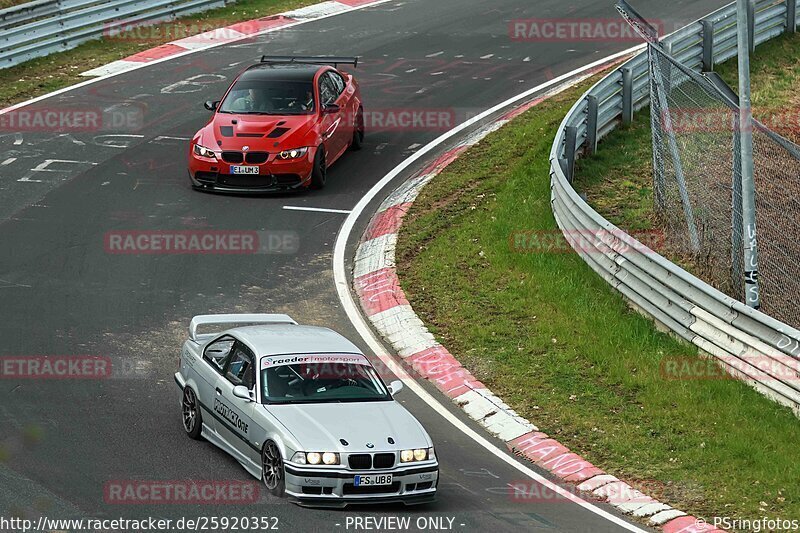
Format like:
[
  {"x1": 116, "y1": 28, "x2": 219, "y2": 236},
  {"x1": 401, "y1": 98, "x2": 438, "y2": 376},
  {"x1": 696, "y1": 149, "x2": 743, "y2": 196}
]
[{"x1": 0, "y1": 1, "x2": 723, "y2": 531}]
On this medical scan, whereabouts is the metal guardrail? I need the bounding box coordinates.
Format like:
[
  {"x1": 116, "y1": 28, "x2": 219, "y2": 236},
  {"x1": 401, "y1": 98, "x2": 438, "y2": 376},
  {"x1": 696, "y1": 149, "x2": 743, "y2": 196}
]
[
  {"x1": 0, "y1": 0, "x2": 230, "y2": 69},
  {"x1": 550, "y1": 0, "x2": 800, "y2": 414}
]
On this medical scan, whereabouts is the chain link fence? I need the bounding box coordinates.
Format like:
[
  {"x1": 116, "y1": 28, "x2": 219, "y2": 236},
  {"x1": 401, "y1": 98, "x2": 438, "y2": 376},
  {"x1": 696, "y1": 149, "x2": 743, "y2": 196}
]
[{"x1": 649, "y1": 43, "x2": 800, "y2": 328}]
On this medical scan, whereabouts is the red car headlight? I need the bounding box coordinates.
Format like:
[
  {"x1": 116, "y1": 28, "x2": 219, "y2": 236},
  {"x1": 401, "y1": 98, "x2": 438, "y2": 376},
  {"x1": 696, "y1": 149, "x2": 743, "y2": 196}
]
[
  {"x1": 277, "y1": 147, "x2": 309, "y2": 160},
  {"x1": 193, "y1": 144, "x2": 217, "y2": 159}
]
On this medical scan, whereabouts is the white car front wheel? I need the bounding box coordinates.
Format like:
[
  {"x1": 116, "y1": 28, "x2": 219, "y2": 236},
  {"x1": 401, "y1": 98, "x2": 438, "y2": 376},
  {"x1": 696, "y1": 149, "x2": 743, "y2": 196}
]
[{"x1": 262, "y1": 440, "x2": 285, "y2": 497}]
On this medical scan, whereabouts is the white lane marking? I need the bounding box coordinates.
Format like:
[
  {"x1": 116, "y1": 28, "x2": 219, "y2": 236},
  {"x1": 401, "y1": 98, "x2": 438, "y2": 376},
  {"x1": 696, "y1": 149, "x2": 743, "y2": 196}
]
[
  {"x1": 426, "y1": 51, "x2": 444, "y2": 57},
  {"x1": 333, "y1": 44, "x2": 647, "y2": 533},
  {"x1": 30, "y1": 159, "x2": 98, "y2": 172},
  {"x1": 161, "y1": 74, "x2": 227, "y2": 94},
  {"x1": 1, "y1": 158, "x2": 16, "y2": 166},
  {"x1": 152, "y1": 135, "x2": 191, "y2": 144},
  {"x1": 13, "y1": 134, "x2": 22, "y2": 145},
  {"x1": 283, "y1": 206, "x2": 351, "y2": 214},
  {"x1": 480, "y1": 53, "x2": 494, "y2": 59},
  {"x1": 0, "y1": 0, "x2": 393, "y2": 115},
  {"x1": 93, "y1": 134, "x2": 145, "y2": 149}
]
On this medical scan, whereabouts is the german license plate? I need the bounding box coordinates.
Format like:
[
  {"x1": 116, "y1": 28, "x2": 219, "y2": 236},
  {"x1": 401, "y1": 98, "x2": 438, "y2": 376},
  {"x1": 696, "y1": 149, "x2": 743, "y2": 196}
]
[
  {"x1": 230, "y1": 165, "x2": 260, "y2": 175},
  {"x1": 354, "y1": 474, "x2": 392, "y2": 487}
]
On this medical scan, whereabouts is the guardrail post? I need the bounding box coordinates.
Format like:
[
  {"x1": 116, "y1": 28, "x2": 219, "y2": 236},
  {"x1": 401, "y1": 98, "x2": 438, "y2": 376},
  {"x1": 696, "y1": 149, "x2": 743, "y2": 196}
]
[
  {"x1": 586, "y1": 95, "x2": 599, "y2": 155},
  {"x1": 748, "y1": 0, "x2": 756, "y2": 52},
  {"x1": 701, "y1": 19, "x2": 714, "y2": 71},
  {"x1": 563, "y1": 126, "x2": 578, "y2": 183},
  {"x1": 788, "y1": 0, "x2": 797, "y2": 33},
  {"x1": 621, "y1": 67, "x2": 633, "y2": 124}
]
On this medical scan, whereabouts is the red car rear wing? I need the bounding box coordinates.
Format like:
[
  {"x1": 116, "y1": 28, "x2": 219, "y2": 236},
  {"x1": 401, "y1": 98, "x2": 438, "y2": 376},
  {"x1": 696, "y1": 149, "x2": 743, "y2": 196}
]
[{"x1": 260, "y1": 55, "x2": 359, "y2": 68}]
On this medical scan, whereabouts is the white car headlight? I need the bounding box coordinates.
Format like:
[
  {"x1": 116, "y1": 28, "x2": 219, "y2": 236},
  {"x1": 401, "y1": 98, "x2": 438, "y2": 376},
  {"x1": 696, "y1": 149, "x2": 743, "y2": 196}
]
[
  {"x1": 290, "y1": 452, "x2": 305, "y2": 464},
  {"x1": 401, "y1": 447, "x2": 433, "y2": 463},
  {"x1": 306, "y1": 452, "x2": 322, "y2": 465},
  {"x1": 292, "y1": 451, "x2": 340, "y2": 465},
  {"x1": 322, "y1": 452, "x2": 339, "y2": 465},
  {"x1": 277, "y1": 147, "x2": 309, "y2": 160},
  {"x1": 193, "y1": 144, "x2": 217, "y2": 159}
]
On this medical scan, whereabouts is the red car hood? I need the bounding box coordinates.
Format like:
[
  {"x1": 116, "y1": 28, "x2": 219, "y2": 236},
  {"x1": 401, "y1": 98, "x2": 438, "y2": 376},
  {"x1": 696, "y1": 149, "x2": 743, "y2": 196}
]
[{"x1": 198, "y1": 113, "x2": 317, "y2": 152}]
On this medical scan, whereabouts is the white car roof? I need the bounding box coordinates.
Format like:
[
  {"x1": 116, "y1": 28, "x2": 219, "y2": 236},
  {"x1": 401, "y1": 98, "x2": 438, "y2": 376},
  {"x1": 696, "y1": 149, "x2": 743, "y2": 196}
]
[{"x1": 227, "y1": 324, "x2": 362, "y2": 357}]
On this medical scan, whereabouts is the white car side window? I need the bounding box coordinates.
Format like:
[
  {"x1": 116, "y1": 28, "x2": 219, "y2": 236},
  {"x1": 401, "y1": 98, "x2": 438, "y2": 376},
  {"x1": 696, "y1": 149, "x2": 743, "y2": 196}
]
[
  {"x1": 226, "y1": 346, "x2": 255, "y2": 389},
  {"x1": 203, "y1": 337, "x2": 235, "y2": 373}
]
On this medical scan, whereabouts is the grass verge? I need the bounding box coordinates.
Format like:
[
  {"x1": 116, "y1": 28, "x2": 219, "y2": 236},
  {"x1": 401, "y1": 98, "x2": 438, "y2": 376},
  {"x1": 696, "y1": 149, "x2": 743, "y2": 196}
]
[
  {"x1": 395, "y1": 73, "x2": 800, "y2": 523},
  {"x1": 0, "y1": 0, "x2": 319, "y2": 108}
]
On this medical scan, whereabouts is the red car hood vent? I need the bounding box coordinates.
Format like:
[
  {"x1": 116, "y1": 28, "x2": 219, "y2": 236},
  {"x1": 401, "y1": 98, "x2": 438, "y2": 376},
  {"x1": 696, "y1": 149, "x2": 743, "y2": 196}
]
[
  {"x1": 216, "y1": 119, "x2": 295, "y2": 139},
  {"x1": 266, "y1": 127, "x2": 290, "y2": 138}
]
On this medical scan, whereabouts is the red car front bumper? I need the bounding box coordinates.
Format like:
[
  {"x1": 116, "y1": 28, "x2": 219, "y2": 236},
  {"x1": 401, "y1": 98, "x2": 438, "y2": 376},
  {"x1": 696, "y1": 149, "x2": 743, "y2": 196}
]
[{"x1": 188, "y1": 147, "x2": 316, "y2": 193}]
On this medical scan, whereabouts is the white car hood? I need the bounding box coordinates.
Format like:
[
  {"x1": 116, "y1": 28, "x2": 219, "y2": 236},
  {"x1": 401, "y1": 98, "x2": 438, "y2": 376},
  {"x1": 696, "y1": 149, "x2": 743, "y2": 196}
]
[{"x1": 265, "y1": 401, "x2": 431, "y2": 452}]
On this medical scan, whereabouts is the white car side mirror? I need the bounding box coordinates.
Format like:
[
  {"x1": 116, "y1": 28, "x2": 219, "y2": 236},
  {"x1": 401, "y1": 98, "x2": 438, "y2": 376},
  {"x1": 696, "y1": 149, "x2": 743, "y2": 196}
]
[
  {"x1": 232, "y1": 385, "x2": 254, "y2": 402},
  {"x1": 388, "y1": 380, "x2": 404, "y2": 395}
]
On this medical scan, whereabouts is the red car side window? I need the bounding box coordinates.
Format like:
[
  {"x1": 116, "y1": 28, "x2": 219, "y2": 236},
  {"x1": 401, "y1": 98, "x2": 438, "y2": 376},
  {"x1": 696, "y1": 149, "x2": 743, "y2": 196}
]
[
  {"x1": 329, "y1": 71, "x2": 346, "y2": 95},
  {"x1": 319, "y1": 73, "x2": 338, "y2": 105}
]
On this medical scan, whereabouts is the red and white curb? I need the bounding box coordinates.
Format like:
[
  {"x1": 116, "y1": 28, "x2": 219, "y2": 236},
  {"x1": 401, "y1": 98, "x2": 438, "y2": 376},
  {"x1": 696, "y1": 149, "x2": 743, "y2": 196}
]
[
  {"x1": 351, "y1": 84, "x2": 722, "y2": 533},
  {"x1": 81, "y1": 0, "x2": 385, "y2": 77}
]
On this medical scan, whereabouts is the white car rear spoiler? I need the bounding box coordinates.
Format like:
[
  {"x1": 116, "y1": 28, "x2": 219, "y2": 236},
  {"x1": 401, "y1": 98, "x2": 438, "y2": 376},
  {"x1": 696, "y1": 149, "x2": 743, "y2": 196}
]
[{"x1": 189, "y1": 313, "x2": 297, "y2": 341}]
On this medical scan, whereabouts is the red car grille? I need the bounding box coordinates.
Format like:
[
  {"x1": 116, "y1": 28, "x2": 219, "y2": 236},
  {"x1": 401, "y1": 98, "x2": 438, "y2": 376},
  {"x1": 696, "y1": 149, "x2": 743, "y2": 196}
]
[
  {"x1": 220, "y1": 151, "x2": 269, "y2": 164},
  {"x1": 245, "y1": 152, "x2": 269, "y2": 164},
  {"x1": 221, "y1": 151, "x2": 243, "y2": 163}
]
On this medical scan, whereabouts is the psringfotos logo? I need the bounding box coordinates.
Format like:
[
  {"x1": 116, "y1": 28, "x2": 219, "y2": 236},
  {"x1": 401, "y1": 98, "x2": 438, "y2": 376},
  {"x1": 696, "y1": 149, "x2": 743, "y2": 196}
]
[
  {"x1": 0, "y1": 356, "x2": 112, "y2": 380},
  {"x1": 104, "y1": 230, "x2": 299, "y2": 255},
  {"x1": 103, "y1": 480, "x2": 260, "y2": 504},
  {"x1": 509, "y1": 18, "x2": 667, "y2": 42}
]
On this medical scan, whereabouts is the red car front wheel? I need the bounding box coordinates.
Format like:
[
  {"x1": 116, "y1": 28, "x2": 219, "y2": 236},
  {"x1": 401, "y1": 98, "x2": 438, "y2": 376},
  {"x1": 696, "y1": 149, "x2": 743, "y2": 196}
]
[{"x1": 310, "y1": 147, "x2": 326, "y2": 189}]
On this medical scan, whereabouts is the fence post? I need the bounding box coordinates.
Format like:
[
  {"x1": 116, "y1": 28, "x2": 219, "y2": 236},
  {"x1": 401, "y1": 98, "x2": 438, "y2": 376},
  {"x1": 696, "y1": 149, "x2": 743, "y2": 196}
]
[
  {"x1": 788, "y1": 0, "x2": 797, "y2": 33},
  {"x1": 738, "y1": 0, "x2": 762, "y2": 309},
  {"x1": 701, "y1": 19, "x2": 714, "y2": 71},
  {"x1": 731, "y1": 122, "x2": 744, "y2": 300},
  {"x1": 622, "y1": 67, "x2": 633, "y2": 124},
  {"x1": 586, "y1": 95, "x2": 599, "y2": 155},
  {"x1": 564, "y1": 126, "x2": 578, "y2": 183},
  {"x1": 748, "y1": 0, "x2": 756, "y2": 52}
]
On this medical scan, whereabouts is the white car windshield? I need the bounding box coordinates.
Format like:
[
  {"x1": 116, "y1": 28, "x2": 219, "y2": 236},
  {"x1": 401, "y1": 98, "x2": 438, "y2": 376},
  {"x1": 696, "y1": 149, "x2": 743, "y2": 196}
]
[{"x1": 260, "y1": 355, "x2": 391, "y2": 404}]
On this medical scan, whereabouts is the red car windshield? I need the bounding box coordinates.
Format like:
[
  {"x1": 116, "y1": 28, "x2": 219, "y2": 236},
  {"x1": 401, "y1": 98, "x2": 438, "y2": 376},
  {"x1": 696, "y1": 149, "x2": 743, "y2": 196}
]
[{"x1": 218, "y1": 80, "x2": 315, "y2": 115}]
